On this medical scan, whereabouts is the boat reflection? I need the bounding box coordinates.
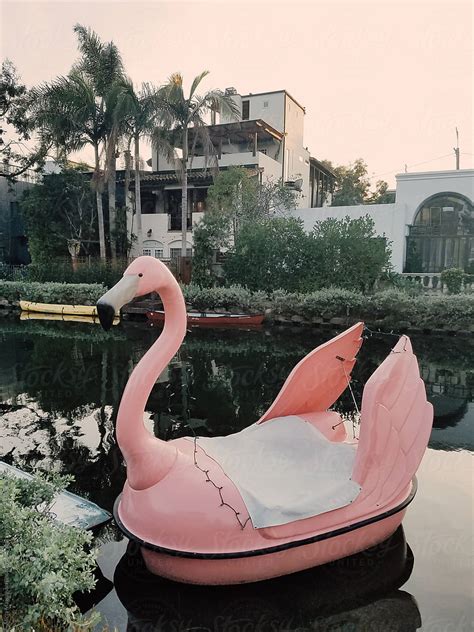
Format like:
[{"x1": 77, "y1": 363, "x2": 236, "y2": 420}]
[{"x1": 114, "y1": 526, "x2": 421, "y2": 631}]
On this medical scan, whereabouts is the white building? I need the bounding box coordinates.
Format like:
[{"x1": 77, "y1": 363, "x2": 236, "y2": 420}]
[
  {"x1": 295, "y1": 169, "x2": 474, "y2": 279},
  {"x1": 134, "y1": 88, "x2": 334, "y2": 259}
]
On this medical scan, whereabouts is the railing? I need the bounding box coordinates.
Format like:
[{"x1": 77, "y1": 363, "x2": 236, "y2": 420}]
[
  {"x1": 168, "y1": 215, "x2": 193, "y2": 231},
  {"x1": 401, "y1": 272, "x2": 473, "y2": 292}
]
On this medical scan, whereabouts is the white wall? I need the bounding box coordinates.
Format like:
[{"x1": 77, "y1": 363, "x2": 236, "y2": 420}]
[
  {"x1": 134, "y1": 212, "x2": 205, "y2": 258},
  {"x1": 244, "y1": 92, "x2": 285, "y2": 132},
  {"x1": 395, "y1": 169, "x2": 474, "y2": 225}
]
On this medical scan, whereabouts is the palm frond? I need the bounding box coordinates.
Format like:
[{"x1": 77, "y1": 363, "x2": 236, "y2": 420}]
[{"x1": 189, "y1": 70, "x2": 209, "y2": 99}]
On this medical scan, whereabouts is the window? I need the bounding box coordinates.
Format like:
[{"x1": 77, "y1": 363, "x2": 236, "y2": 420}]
[
  {"x1": 170, "y1": 248, "x2": 192, "y2": 259},
  {"x1": 242, "y1": 100, "x2": 250, "y2": 120},
  {"x1": 143, "y1": 248, "x2": 152, "y2": 256},
  {"x1": 405, "y1": 193, "x2": 474, "y2": 273},
  {"x1": 263, "y1": 100, "x2": 269, "y2": 108},
  {"x1": 154, "y1": 249, "x2": 164, "y2": 259}
]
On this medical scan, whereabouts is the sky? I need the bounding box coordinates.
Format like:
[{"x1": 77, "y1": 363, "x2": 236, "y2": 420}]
[{"x1": 1, "y1": 0, "x2": 472, "y2": 186}]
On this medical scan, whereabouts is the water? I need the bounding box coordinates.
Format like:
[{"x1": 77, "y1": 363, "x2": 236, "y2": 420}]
[{"x1": 0, "y1": 318, "x2": 473, "y2": 631}]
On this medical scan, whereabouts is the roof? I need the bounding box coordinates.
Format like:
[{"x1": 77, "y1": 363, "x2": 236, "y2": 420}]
[
  {"x1": 240, "y1": 90, "x2": 306, "y2": 113},
  {"x1": 187, "y1": 119, "x2": 283, "y2": 145},
  {"x1": 309, "y1": 157, "x2": 336, "y2": 178},
  {"x1": 124, "y1": 166, "x2": 261, "y2": 188}
]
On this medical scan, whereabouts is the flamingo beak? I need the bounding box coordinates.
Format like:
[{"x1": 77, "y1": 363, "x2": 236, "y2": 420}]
[{"x1": 97, "y1": 274, "x2": 139, "y2": 330}]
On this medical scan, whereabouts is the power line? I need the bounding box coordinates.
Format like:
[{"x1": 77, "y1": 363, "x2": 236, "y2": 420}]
[{"x1": 369, "y1": 153, "x2": 454, "y2": 181}]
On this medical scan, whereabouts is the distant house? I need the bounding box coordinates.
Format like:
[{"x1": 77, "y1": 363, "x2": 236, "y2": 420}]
[
  {"x1": 130, "y1": 88, "x2": 335, "y2": 259},
  {"x1": 294, "y1": 168, "x2": 474, "y2": 280}
]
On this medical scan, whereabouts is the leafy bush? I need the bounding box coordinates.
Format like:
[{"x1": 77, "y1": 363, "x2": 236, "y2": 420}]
[
  {"x1": 182, "y1": 284, "x2": 266, "y2": 312},
  {"x1": 0, "y1": 281, "x2": 106, "y2": 305},
  {"x1": 25, "y1": 259, "x2": 127, "y2": 288},
  {"x1": 440, "y1": 268, "x2": 465, "y2": 294},
  {"x1": 271, "y1": 288, "x2": 365, "y2": 319},
  {"x1": 0, "y1": 472, "x2": 98, "y2": 630},
  {"x1": 224, "y1": 218, "x2": 312, "y2": 292},
  {"x1": 222, "y1": 215, "x2": 391, "y2": 293}
]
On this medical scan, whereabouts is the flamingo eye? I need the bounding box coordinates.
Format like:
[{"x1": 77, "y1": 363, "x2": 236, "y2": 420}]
[{"x1": 138, "y1": 273, "x2": 143, "y2": 278}]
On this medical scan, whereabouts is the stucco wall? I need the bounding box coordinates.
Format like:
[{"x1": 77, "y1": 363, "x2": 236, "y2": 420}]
[{"x1": 396, "y1": 169, "x2": 474, "y2": 225}]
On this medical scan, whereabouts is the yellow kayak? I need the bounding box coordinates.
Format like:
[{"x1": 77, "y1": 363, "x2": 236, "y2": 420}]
[
  {"x1": 20, "y1": 311, "x2": 120, "y2": 325},
  {"x1": 20, "y1": 301, "x2": 119, "y2": 318}
]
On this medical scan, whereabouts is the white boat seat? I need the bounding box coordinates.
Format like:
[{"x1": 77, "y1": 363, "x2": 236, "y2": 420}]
[{"x1": 192, "y1": 415, "x2": 361, "y2": 529}]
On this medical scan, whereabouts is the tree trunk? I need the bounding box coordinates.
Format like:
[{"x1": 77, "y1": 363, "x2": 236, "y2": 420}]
[
  {"x1": 94, "y1": 143, "x2": 106, "y2": 260},
  {"x1": 181, "y1": 127, "x2": 188, "y2": 257},
  {"x1": 134, "y1": 132, "x2": 143, "y2": 255},
  {"x1": 124, "y1": 146, "x2": 133, "y2": 256},
  {"x1": 108, "y1": 138, "x2": 117, "y2": 261}
]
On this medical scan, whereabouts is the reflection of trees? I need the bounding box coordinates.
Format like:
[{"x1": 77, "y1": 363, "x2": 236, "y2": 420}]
[
  {"x1": 0, "y1": 320, "x2": 134, "y2": 510},
  {"x1": 1, "y1": 319, "x2": 473, "y2": 512}
]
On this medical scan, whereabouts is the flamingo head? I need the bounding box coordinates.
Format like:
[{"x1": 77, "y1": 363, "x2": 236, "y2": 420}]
[{"x1": 97, "y1": 256, "x2": 170, "y2": 330}]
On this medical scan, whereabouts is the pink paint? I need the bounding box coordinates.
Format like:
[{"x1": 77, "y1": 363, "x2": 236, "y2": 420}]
[{"x1": 100, "y1": 257, "x2": 433, "y2": 584}]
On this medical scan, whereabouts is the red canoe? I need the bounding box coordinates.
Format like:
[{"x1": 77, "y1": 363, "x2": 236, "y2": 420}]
[{"x1": 146, "y1": 310, "x2": 264, "y2": 327}]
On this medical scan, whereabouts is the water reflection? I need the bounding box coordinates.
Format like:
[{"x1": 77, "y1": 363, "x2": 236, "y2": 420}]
[
  {"x1": 114, "y1": 526, "x2": 421, "y2": 631},
  {"x1": 1, "y1": 320, "x2": 473, "y2": 502},
  {"x1": 0, "y1": 318, "x2": 473, "y2": 629}
]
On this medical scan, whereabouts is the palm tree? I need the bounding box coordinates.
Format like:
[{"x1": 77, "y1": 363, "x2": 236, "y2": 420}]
[
  {"x1": 73, "y1": 24, "x2": 124, "y2": 260},
  {"x1": 153, "y1": 72, "x2": 239, "y2": 258},
  {"x1": 33, "y1": 70, "x2": 108, "y2": 259},
  {"x1": 114, "y1": 80, "x2": 161, "y2": 254}
]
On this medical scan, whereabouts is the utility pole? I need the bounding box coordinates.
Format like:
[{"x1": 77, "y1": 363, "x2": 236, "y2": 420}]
[{"x1": 454, "y1": 127, "x2": 460, "y2": 170}]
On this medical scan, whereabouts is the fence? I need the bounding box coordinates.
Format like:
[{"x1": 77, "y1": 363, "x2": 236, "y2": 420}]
[{"x1": 401, "y1": 272, "x2": 473, "y2": 293}]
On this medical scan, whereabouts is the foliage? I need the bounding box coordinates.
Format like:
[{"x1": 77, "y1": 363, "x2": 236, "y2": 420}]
[
  {"x1": 440, "y1": 267, "x2": 465, "y2": 294},
  {"x1": 182, "y1": 284, "x2": 266, "y2": 312},
  {"x1": 321, "y1": 158, "x2": 392, "y2": 206},
  {"x1": 193, "y1": 167, "x2": 299, "y2": 286},
  {"x1": 222, "y1": 214, "x2": 391, "y2": 293},
  {"x1": 0, "y1": 280, "x2": 106, "y2": 304},
  {"x1": 152, "y1": 71, "x2": 240, "y2": 256},
  {"x1": 224, "y1": 217, "x2": 311, "y2": 292},
  {"x1": 0, "y1": 472, "x2": 98, "y2": 630},
  {"x1": 20, "y1": 168, "x2": 97, "y2": 262},
  {"x1": 270, "y1": 287, "x2": 474, "y2": 330},
  {"x1": 0, "y1": 60, "x2": 49, "y2": 180},
  {"x1": 309, "y1": 215, "x2": 392, "y2": 292},
  {"x1": 177, "y1": 284, "x2": 474, "y2": 330}
]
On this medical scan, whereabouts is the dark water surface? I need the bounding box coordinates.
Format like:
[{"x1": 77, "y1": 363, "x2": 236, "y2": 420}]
[{"x1": 0, "y1": 318, "x2": 473, "y2": 631}]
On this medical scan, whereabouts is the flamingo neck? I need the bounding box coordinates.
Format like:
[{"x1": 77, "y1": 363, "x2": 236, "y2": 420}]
[{"x1": 116, "y1": 272, "x2": 187, "y2": 490}]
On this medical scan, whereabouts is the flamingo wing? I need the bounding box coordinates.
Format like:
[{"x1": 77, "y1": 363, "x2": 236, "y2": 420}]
[
  {"x1": 258, "y1": 322, "x2": 364, "y2": 423},
  {"x1": 352, "y1": 335, "x2": 433, "y2": 507}
]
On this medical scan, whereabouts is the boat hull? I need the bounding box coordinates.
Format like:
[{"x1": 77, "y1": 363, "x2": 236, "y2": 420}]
[
  {"x1": 141, "y1": 511, "x2": 405, "y2": 585},
  {"x1": 20, "y1": 300, "x2": 99, "y2": 317},
  {"x1": 113, "y1": 480, "x2": 416, "y2": 585},
  {"x1": 146, "y1": 310, "x2": 264, "y2": 327}
]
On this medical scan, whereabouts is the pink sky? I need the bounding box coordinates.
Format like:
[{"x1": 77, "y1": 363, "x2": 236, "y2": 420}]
[{"x1": 1, "y1": 0, "x2": 472, "y2": 186}]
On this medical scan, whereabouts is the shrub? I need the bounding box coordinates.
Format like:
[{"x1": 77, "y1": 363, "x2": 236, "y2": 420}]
[
  {"x1": 0, "y1": 472, "x2": 98, "y2": 630},
  {"x1": 440, "y1": 268, "x2": 465, "y2": 294},
  {"x1": 182, "y1": 284, "x2": 266, "y2": 313},
  {"x1": 0, "y1": 281, "x2": 107, "y2": 305},
  {"x1": 25, "y1": 260, "x2": 127, "y2": 288}
]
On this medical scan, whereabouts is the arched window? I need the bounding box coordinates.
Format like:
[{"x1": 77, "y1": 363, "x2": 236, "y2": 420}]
[
  {"x1": 405, "y1": 193, "x2": 473, "y2": 273},
  {"x1": 142, "y1": 239, "x2": 164, "y2": 259}
]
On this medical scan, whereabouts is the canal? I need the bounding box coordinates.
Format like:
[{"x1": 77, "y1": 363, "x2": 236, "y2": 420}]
[{"x1": 0, "y1": 318, "x2": 472, "y2": 630}]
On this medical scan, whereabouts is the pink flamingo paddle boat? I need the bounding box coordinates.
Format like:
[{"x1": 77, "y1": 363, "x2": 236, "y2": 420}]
[{"x1": 97, "y1": 256, "x2": 433, "y2": 585}]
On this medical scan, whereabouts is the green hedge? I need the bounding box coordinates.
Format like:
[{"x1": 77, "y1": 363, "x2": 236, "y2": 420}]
[
  {"x1": 0, "y1": 281, "x2": 107, "y2": 305},
  {"x1": 182, "y1": 284, "x2": 267, "y2": 312},
  {"x1": 270, "y1": 288, "x2": 474, "y2": 330},
  {"x1": 179, "y1": 285, "x2": 474, "y2": 330}
]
